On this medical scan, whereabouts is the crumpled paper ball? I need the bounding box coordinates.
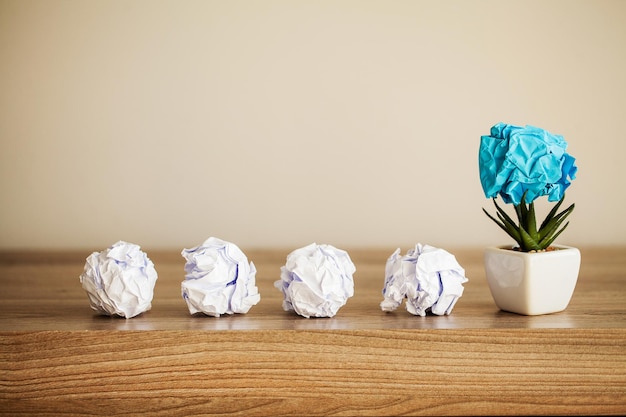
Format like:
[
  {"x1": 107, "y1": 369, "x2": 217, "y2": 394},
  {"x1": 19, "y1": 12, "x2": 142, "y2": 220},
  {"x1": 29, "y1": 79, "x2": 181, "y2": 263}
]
[
  {"x1": 79, "y1": 241, "x2": 158, "y2": 318},
  {"x1": 181, "y1": 237, "x2": 260, "y2": 317},
  {"x1": 479, "y1": 122, "x2": 577, "y2": 205},
  {"x1": 274, "y1": 243, "x2": 355, "y2": 318},
  {"x1": 381, "y1": 243, "x2": 468, "y2": 316}
]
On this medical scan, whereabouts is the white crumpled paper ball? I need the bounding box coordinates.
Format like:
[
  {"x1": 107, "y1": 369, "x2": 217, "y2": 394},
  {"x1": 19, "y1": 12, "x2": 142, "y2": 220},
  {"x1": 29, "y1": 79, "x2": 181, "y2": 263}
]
[
  {"x1": 80, "y1": 241, "x2": 158, "y2": 318},
  {"x1": 181, "y1": 237, "x2": 260, "y2": 317},
  {"x1": 275, "y1": 243, "x2": 355, "y2": 318},
  {"x1": 381, "y1": 243, "x2": 468, "y2": 316}
]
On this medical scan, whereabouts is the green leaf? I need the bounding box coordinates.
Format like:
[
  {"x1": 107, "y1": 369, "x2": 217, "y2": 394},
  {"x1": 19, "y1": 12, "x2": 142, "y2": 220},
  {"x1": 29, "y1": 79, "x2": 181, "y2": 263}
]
[
  {"x1": 538, "y1": 203, "x2": 575, "y2": 241},
  {"x1": 515, "y1": 201, "x2": 525, "y2": 225},
  {"x1": 526, "y1": 200, "x2": 539, "y2": 243},
  {"x1": 539, "y1": 194, "x2": 565, "y2": 230},
  {"x1": 485, "y1": 192, "x2": 575, "y2": 251},
  {"x1": 519, "y1": 225, "x2": 542, "y2": 251},
  {"x1": 493, "y1": 199, "x2": 518, "y2": 230},
  {"x1": 487, "y1": 192, "x2": 574, "y2": 252},
  {"x1": 540, "y1": 222, "x2": 570, "y2": 249},
  {"x1": 497, "y1": 212, "x2": 522, "y2": 244},
  {"x1": 483, "y1": 208, "x2": 521, "y2": 244},
  {"x1": 491, "y1": 199, "x2": 523, "y2": 245},
  {"x1": 516, "y1": 190, "x2": 530, "y2": 225},
  {"x1": 538, "y1": 212, "x2": 572, "y2": 248}
]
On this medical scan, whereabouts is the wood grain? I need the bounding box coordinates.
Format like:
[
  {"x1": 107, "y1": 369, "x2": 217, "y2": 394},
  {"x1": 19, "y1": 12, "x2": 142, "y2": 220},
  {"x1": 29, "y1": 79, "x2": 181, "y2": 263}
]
[{"x1": 1, "y1": 247, "x2": 625, "y2": 416}]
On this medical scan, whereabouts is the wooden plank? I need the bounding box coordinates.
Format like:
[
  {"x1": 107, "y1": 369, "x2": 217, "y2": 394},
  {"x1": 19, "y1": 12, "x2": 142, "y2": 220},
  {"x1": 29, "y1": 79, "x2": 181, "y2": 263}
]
[
  {"x1": 1, "y1": 247, "x2": 625, "y2": 415},
  {"x1": 1, "y1": 329, "x2": 625, "y2": 416}
]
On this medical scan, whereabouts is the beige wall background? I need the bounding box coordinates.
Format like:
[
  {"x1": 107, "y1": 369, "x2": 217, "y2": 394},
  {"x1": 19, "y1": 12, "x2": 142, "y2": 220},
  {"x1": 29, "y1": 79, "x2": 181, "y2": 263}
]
[{"x1": 1, "y1": 0, "x2": 625, "y2": 251}]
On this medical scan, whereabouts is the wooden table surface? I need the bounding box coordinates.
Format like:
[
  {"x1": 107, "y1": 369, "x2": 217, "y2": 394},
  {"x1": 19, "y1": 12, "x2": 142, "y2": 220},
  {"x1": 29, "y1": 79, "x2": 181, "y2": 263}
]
[{"x1": 1, "y1": 246, "x2": 625, "y2": 416}]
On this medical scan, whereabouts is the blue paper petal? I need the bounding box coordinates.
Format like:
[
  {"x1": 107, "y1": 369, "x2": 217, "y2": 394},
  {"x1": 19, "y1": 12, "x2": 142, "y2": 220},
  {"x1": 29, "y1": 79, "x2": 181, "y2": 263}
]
[{"x1": 478, "y1": 123, "x2": 577, "y2": 205}]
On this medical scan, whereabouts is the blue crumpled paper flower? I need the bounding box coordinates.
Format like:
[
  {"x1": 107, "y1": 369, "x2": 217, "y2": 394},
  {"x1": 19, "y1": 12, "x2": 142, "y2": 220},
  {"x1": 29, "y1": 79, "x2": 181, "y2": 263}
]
[
  {"x1": 274, "y1": 243, "x2": 355, "y2": 318},
  {"x1": 181, "y1": 237, "x2": 260, "y2": 317},
  {"x1": 380, "y1": 244, "x2": 468, "y2": 316},
  {"x1": 479, "y1": 123, "x2": 577, "y2": 205}
]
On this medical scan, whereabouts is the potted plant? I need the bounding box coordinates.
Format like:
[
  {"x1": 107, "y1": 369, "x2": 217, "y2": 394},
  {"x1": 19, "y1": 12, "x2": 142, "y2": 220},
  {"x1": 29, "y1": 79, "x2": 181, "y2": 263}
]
[{"x1": 479, "y1": 123, "x2": 580, "y2": 315}]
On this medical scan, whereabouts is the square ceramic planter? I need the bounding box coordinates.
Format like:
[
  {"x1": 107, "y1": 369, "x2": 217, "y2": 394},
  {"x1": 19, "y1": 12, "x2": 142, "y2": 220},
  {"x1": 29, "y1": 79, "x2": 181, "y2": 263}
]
[{"x1": 484, "y1": 245, "x2": 581, "y2": 315}]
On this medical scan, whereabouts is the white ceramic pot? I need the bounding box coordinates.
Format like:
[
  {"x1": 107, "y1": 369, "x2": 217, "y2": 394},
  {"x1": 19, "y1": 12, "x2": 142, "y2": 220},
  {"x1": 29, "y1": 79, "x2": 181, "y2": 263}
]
[{"x1": 484, "y1": 245, "x2": 581, "y2": 315}]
